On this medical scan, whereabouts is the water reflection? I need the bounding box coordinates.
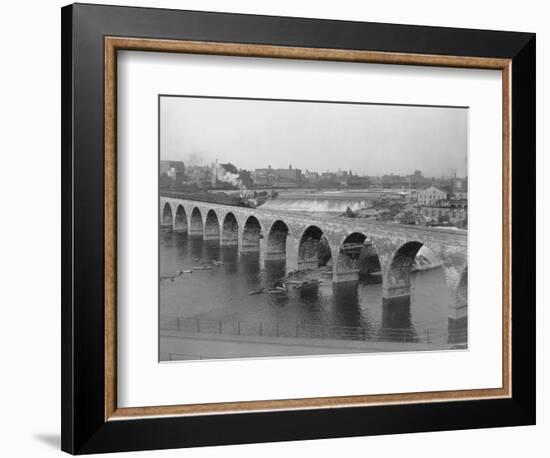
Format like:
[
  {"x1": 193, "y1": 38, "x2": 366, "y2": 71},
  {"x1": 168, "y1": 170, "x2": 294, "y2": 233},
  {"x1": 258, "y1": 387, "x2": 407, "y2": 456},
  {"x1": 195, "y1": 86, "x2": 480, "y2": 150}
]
[
  {"x1": 332, "y1": 283, "x2": 361, "y2": 327},
  {"x1": 382, "y1": 296, "x2": 412, "y2": 329}
]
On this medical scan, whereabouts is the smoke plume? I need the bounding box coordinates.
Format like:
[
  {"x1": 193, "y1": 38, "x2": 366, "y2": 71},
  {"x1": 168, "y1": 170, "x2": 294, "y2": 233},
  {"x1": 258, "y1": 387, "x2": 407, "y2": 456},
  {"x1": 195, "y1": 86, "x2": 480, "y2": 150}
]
[{"x1": 212, "y1": 162, "x2": 248, "y2": 197}]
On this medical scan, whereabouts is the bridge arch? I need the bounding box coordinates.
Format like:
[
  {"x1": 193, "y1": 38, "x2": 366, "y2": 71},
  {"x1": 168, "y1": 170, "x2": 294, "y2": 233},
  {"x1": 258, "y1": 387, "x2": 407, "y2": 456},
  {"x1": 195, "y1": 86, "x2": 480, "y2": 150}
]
[
  {"x1": 242, "y1": 215, "x2": 263, "y2": 252},
  {"x1": 334, "y1": 232, "x2": 381, "y2": 284},
  {"x1": 189, "y1": 207, "x2": 203, "y2": 236},
  {"x1": 204, "y1": 209, "x2": 221, "y2": 241},
  {"x1": 266, "y1": 220, "x2": 289, "y2": 262},
  {"x1": 161, "y1": 202, "x2": 173, "y2": 229},
  {"x1": 383, "y1": 241, "x2": 446, "y2": 303},
  {"x1": 174, "y1": 205, "x2": 188, "y2": 232},
  {"x1": 221, "y1": 212, "x2": 239, "y2": 246},
  {"x1": 297, "y1": 225, "x2": 332, "y2": 269},
  {"x1": 383, "y1": 241, "x2": 423, "y2": 301}
]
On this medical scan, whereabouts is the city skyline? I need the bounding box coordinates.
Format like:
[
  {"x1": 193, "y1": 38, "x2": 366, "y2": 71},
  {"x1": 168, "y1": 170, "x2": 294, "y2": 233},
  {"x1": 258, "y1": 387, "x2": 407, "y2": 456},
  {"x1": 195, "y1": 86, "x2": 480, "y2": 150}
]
[
  {"x1": 160, "y1": 96, "x2": 468, "y2": 177},
  {"x1": 161, "y1": 158, "x2": 463, "y2": 179}
]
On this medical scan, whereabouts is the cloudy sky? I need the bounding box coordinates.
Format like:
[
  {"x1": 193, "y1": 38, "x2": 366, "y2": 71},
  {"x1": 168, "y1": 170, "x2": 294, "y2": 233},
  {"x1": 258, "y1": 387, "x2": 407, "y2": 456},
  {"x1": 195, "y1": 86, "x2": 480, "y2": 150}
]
[{"x1": 160, "y1": 95, "x2": 467, "y2": 177}]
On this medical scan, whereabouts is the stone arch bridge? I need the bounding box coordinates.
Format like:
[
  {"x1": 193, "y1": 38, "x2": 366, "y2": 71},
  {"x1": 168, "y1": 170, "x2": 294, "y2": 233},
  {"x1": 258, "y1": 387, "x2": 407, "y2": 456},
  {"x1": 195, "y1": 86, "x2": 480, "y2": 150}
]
[{"x1": 160, "y1": 197, "x2": 468, "y2": 325}]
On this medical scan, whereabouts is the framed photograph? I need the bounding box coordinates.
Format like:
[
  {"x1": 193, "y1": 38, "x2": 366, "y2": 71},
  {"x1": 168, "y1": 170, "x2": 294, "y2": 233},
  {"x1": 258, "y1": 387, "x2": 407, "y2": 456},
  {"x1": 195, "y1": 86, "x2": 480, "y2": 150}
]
[{"x1": 61, "y1": 3, "x2": 535, "y2": 454}]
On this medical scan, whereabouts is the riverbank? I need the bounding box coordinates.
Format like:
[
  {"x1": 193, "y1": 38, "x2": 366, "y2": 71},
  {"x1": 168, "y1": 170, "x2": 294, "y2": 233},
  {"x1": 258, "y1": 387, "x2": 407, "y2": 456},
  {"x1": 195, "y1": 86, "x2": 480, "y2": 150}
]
[{"x1": 159, "y1": 330, "x2": 461, "y2": 361}]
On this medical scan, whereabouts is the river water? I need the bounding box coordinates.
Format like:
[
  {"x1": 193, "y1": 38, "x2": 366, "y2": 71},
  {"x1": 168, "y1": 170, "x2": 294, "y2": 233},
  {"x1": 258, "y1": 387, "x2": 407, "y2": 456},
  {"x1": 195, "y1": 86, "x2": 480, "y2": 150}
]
[{"x1": 160, "y1": 231, "x2": 455, "y2": 354}]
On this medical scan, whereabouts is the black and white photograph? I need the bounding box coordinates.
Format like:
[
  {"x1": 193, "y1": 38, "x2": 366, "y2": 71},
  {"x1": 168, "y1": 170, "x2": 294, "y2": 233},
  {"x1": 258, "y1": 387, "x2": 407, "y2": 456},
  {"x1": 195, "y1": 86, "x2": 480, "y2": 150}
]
[
  {"x1": 0, "y1": 0, "x2": 542, "y2": 456},
  {"x1": 158, "y1": 95, "x2": 469, "y2": 361}
]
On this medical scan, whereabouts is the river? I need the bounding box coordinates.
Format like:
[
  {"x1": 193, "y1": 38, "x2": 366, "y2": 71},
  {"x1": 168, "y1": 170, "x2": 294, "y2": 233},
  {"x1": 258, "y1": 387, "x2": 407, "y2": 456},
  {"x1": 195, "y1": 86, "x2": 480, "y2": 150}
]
[{"x1": 159, "y1": 230, "x2": 456, "y2": 360}]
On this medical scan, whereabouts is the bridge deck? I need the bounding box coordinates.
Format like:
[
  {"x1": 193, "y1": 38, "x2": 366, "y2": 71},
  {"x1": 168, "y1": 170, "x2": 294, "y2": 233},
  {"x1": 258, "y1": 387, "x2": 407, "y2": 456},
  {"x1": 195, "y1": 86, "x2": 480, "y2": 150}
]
[{"x1": 161, "y1": 196, "x2": 467, "y2": 246}]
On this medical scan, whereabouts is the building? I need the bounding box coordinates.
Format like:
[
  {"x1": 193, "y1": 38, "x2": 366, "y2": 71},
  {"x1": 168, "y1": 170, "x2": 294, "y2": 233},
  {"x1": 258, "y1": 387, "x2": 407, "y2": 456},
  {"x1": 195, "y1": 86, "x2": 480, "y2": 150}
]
[
  {"x1": 381, "y1": 173, "x2": 408, "y2": 188},
  {"x1": 160, "y1": 160, "x2": 171, "y2": 175},
  {"x1": 417, "y1": 185, "x2": 448, "y2": 206},
  {"x1": 160, "y1": 160, "x2": 185, "y2": 173},
  {"x1": 420, "y1": 199, "x2": 467, "y2": 226},
  {"x1": 346, "y1": 175, "x2": 370, "y2": 188},
  {"x1": 239, "y1": 169, "x2": 254, "y2": 188},
  {"x1": 303, "y1": 170, "x2": 319, "y2": 186},
  {"x1": 160, "y1": 160, "x2": 185, "y2": 176},
  {"x1": 452, "y1": 176, "x2": 468, "y2": 199},
  {"x1": 160, "y1": 160, "x2": 186, "y2": 188},
  {"x1": 252, "y1": 165, "x2": 303, "y2": 187},
  {"x1": 408, "y1": 170, "x2": 430, "y2": 188},
  {"x1": 181, "y1": 165, "x2": 213, "y2": 188}
]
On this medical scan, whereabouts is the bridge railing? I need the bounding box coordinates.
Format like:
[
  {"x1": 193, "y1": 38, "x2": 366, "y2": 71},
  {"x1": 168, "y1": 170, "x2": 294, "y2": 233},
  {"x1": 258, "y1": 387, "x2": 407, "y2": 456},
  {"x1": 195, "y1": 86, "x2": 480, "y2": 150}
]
[{"x1": 159, "y1": 316, "x2": 467, "y2": 346}]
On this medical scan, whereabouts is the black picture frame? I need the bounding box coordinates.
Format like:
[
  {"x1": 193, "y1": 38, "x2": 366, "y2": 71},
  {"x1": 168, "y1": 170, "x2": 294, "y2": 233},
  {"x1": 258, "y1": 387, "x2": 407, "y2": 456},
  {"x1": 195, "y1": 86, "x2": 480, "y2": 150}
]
[{"x1": 61, "y1": 3, "x2": 535, "y2": 454}]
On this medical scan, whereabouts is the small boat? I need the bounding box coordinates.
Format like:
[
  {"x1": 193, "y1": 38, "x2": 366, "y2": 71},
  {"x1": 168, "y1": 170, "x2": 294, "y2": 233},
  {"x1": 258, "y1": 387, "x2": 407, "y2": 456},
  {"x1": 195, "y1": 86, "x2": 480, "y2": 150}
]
[
  {"x1": 248, "y1": 288, "x2": 264, "y2": 295},
  {"x1": 294, "y1": 279, "x2": 322, "y2": 290},
  {"x1": 267, "y1": 289, "x2": 287, "y2": 295},
  {"x1": 193, "y1": 266, "x2": 213, "y2": 270},
  {"x1": 182, "y1": 270, "x2": 192, "y2": 274}
]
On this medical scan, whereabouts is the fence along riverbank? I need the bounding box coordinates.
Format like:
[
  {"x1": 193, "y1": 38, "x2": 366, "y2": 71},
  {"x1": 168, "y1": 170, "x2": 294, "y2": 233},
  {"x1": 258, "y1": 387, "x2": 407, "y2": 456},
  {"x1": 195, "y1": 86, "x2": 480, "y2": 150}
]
[{"x1": 160, "y1": 316, "x2": 467, "y2": 346}]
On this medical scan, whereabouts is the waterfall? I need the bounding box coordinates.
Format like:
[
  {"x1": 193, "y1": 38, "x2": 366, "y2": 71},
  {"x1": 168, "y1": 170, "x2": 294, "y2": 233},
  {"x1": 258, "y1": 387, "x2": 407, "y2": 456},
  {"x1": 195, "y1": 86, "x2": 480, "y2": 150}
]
[{"x1": 259, "y1": 197, "x2": 370, "y2": 212}]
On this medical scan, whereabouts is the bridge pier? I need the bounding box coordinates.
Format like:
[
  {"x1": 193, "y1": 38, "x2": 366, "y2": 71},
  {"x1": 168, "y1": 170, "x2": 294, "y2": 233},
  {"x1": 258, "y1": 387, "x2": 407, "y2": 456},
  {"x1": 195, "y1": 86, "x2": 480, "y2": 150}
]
[
  {"x1": 241, "y1": 241, "x2": 260, "y2": 253},
  {"x1": 188, "y1": 226, "x2": 203, "y2": 237},
  {"x1": 448, "y1": 301, "x2": 467, "y2": 344},
  {"x1": 381, "y1": 278, "x2": 413, "y2": 319},
  {"x1": 203, "y1": 223, "x2": 220, "y2": 240},
  {"x1": 448, "y1": 290, "x2": 467, "y2": 325},
  {"x1": 382, "y1": 282, "x2": 411, "y2": 301},
  {"x1": 160, "y1": 220, "x2": 174, "y2": 231},
  {"x1": 284, "y1": 237, "x2": 299, "y2": 272},
  {"x1": 220, "y1": 236, "x2": 238, "y2": 246},
  {"x1": 332, "y1": 268, "x2": 359, "y2": 284},
  {"x1": 448, "y1": 267, "x2": 468, "y2": 343},
  {"x1": 382, "y1": 242, "x2": 419, "y2": 303},
  {"x1": 265, "y1": 249, "x2": 286, "y2": 261},
  {"x1": 448, "y1": 303, "x2": 467, "y2": 332},
  {"x1": 382, "y1": 295, "x2": 412, "y2": 327}
]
